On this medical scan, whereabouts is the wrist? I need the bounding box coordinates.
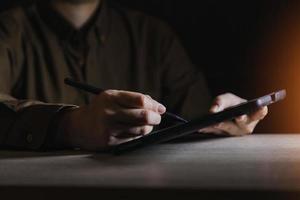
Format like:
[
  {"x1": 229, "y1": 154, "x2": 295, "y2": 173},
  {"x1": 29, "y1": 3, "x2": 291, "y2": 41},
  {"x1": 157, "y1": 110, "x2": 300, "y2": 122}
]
[{"x1": 58, "y1": 107, "x2": 81, "y2": 148}]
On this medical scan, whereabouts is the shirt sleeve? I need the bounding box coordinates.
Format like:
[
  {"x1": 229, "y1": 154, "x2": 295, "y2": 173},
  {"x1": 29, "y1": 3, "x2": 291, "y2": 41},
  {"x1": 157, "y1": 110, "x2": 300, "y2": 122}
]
[
  {"x1": 0, "y1": 32, "x2": 76, "y2": 150},
  {"x1": 160, "y1": 27, "x2": 212, "y2": 120}
]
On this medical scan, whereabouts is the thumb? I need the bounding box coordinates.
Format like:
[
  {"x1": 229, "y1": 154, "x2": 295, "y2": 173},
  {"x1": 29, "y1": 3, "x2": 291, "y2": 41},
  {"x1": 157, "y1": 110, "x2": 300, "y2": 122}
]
[{"x1": 210, "y1": 93, "x2": 246, "y2": 113}]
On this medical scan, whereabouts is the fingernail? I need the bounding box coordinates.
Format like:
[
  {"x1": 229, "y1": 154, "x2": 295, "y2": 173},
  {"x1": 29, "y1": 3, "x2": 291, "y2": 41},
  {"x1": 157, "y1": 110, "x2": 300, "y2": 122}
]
[
  {"x1": 237, "y1": 115, "x2": 247, "y2": 121},
  {"x1": 219, "y1": 122, "x2": 224, "y2": 127},
  {"x1": 158, "y1": 104, "x2": 166, "y2": 113},
  {"x1": 211, "y1": 105, "x2": 219, "y2": 113}
]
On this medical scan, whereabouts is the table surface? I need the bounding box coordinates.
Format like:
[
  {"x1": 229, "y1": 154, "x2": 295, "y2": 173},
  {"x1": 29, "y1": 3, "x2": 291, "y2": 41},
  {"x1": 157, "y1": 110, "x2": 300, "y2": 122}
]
[{"x1": 1, "y1": 134, "x2": 300, "y2": 192}]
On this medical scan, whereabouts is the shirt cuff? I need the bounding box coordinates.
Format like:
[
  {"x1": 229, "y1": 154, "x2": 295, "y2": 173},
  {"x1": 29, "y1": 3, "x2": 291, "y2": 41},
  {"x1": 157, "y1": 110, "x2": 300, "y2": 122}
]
[
  {"x1": 4, "y1": 104, "x2": 77, "y2": 150},
  {"x1": 43, "y1": 106, "x2": 79, "y2": 150}
]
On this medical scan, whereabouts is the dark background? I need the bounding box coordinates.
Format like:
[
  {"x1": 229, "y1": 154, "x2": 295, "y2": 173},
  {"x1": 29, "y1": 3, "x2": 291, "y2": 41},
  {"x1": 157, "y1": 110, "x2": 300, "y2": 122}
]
[{"x1": 0, "y1": 0, "x2": 295, "y2": 133}]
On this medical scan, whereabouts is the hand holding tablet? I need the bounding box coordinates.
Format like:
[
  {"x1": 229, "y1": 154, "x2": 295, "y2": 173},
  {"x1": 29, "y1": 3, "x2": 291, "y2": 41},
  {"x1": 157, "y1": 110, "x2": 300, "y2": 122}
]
[{"x1": 201, "y1": 93, "x2": 269, "y2": 136}]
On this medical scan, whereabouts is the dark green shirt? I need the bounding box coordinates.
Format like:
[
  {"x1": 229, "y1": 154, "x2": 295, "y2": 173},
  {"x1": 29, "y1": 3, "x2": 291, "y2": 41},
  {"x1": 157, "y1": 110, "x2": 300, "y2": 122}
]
[{"x1": 0, "y1": 0, "x2": 211, "y2": 150}]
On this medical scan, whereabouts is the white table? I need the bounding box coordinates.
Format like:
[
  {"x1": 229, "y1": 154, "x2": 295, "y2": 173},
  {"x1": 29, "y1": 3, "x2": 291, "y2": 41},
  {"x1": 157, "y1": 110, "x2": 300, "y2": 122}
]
[{"x1": 1, "y1": 134, "x2": 300, "y2": 199}]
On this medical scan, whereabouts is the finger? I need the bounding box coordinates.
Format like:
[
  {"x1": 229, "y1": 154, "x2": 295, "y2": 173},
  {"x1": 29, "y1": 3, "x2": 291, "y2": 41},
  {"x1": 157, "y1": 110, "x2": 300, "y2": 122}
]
[
  {"x1": 108, "y1": 90, "x2": 166, "y2": 114},
  {"x1": 248, "y1": 106, "x2": 268, "y2": 121},
  {"x1": 117, "y1": 125, "x2": 154, "y2": 137},
  {"x1": 234, "y1": 106, "x2": 267, "y2": 128},
  {"x1": 234, "y1": 107, "x2": 267, "y2": 130},
  {"x1": 237, "y1": 119, "x2": 259, "y2": 134},
  {"x1": 235, "y1": 115, "x2": 248, "y2": 124},
  {"x1": 112, "y1": 108, "x2": 162, "y2": 125},
  {"x1": 109, "y1": 135, "x2": 142, "y2": 146},
  {"x1": 210, "y1": 93, "x2": 246, "y2": 113},
  {"x1": 198, "y1": 126, "x2": 227, "y2": 135},
  {"x1": 215, "y1": 121, "x2": 252, "y2": 136},
  {"x1": 110, "y1": 125, "x2": 153, "y2": 137}
]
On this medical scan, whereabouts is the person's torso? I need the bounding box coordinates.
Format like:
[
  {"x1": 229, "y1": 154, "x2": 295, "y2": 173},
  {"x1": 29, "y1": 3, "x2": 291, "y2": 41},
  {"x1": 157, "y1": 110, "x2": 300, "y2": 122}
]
[{"x1": 8, "y1": 1, "x2": 169, "y2": 106}]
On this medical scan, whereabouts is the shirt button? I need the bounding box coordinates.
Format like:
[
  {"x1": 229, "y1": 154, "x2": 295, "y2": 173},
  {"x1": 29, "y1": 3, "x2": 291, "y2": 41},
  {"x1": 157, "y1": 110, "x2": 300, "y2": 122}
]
[
  {"x1": 79, "y1": 59, "x2": 85, "y2": 67},
  {"x1": 26, "y1": 133, "x2": 33, "y2": 144}
]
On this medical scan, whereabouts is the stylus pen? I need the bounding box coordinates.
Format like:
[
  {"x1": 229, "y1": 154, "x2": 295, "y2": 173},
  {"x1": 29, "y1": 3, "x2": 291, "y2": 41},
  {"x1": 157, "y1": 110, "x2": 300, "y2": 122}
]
[{"x1": 64, "y1": 78, "x2": 188, "y2": 123}]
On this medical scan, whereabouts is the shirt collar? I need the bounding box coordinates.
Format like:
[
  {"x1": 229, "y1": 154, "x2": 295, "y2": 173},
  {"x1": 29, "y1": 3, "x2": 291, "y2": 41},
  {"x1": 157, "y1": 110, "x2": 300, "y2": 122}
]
[{"x1": 37, "y1": 0, "x2": 110, "y2": 45}]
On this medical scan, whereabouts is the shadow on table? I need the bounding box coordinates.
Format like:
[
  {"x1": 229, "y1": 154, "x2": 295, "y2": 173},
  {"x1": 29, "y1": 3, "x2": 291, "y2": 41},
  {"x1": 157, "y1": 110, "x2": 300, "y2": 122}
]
[
  {"x1": 164, "y1": 133, "x2": 229, "y2": 144},
  {"x1": 89, "y1": 134, "x2": 228, "y2": 165},
  {"x1": 0, "y1": 133, "x2": 227, "y2": 160},
  {"x1": 0, "y1": 150, "x2": 90, "y2": 159}
]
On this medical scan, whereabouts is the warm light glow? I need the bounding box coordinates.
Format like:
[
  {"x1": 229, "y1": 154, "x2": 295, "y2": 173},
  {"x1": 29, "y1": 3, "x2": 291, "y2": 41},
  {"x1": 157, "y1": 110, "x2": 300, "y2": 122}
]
[{"x1": 256, "y1": 4, "x2": 300, "y2": 132}]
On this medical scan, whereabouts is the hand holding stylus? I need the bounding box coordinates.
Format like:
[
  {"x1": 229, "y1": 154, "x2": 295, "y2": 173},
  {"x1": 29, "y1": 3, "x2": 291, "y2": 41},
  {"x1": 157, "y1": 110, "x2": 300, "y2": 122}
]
[{"x1": 61, "y1": 89, "x2": 166, "y2": 150}]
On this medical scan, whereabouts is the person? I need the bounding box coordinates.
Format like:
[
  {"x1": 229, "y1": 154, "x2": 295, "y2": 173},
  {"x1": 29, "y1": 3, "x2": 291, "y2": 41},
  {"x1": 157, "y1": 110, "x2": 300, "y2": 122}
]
[{"x1": 0, "y1": 0, "x2": 268, "y2": 151}]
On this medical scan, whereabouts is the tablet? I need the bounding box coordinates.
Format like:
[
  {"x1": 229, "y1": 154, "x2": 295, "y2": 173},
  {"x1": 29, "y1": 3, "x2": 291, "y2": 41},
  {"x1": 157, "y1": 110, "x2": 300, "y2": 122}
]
[{"x1": 110, "y1": 90, "x2": 286, "y2": 154}]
